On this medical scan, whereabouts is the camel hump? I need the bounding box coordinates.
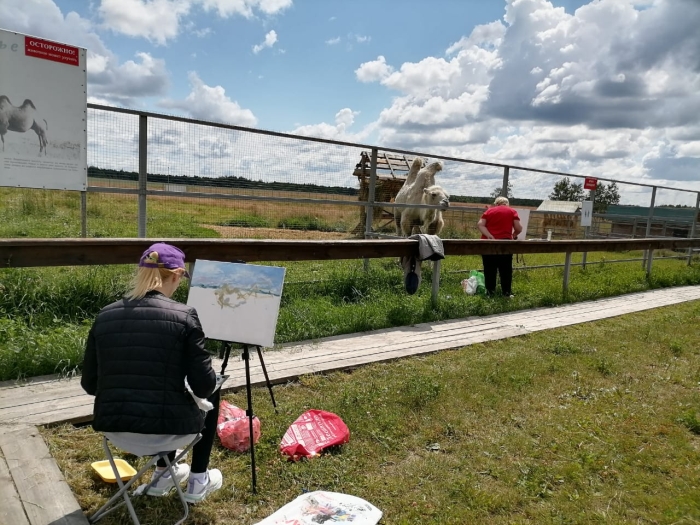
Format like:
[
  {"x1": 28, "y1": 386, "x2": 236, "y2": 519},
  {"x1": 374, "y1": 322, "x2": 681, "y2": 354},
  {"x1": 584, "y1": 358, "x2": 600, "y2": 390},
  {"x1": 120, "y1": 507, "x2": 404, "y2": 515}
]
[
  {"x1": 22, "y1": 99, "x2": 37, "y2": 109},
  {"x1": 0, "y1": 95, "x2": 11, "y2": 105},
  {"x1": 426, "y1": 161, "x2": 443, "y2": 173}
]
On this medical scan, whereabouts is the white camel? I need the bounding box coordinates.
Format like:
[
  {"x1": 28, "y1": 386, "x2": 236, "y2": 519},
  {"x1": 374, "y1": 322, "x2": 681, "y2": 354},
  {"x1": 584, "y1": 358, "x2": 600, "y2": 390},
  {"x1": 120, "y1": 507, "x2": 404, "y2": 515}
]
[
  {"x1": 394, "y1": 158, "x2": 449, "y2": 236},
  {"x1": 0, "y1": 96, "x2": 49, "y2": 156}
]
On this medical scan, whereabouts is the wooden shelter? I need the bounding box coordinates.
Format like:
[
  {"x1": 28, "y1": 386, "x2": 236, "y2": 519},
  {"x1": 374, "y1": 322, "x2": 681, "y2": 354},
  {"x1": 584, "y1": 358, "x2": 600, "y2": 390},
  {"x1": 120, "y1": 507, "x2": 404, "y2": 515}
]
[
  {"x1": 535, "y1": 200, "x2": 582, "y2": 239},
  {"x1": 351, "y1": 151, "x2": 419, "y2": 235}
]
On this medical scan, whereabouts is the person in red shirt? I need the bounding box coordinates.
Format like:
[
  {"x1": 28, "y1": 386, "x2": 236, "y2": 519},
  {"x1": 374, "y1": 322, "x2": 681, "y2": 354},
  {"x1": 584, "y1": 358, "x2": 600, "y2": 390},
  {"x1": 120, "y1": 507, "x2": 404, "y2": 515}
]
[{"x1": 477, "y1": 197, "x2": 523, "y2": 297}]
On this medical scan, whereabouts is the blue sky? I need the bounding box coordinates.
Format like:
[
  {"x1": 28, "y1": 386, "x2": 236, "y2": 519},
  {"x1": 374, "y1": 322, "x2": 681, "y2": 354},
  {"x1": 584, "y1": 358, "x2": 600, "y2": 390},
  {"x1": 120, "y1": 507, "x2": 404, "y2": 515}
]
[{"x1": 2, "y1": 0, "x2": 699, "y2": 204}]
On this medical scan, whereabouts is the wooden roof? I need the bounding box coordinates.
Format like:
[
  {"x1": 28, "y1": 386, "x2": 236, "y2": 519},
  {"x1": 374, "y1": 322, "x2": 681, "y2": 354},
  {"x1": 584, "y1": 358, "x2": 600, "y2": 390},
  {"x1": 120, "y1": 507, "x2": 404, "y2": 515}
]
[{"x1": 353, "y1": 151, "x2": 420, "y2": 180}]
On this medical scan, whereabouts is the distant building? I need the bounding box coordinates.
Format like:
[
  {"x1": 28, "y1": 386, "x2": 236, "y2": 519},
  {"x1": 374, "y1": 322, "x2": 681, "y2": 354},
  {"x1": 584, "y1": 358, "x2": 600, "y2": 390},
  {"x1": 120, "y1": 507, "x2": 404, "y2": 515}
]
[{"x1": 534, "y1": 200, "x2": 582, "y2": 239}]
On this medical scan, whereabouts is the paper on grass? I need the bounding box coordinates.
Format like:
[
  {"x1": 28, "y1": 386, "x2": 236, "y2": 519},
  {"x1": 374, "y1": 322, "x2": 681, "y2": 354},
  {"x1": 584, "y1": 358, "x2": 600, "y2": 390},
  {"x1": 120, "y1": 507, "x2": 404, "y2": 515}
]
[{"x1": 254, "y1": 491, "x2": 382, "y2": 525}]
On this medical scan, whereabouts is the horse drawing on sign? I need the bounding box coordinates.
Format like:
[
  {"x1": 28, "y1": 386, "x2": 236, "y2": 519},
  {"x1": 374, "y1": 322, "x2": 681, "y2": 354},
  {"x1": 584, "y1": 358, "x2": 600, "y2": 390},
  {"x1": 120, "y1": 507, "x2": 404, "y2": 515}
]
[{"x1": 0, "y1": 96, "x2": 49, "y2": 156}]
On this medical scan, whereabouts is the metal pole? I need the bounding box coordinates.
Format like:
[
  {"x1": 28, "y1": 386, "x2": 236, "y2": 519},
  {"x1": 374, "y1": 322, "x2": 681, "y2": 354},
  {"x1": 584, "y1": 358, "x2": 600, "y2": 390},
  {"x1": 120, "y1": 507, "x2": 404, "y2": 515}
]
[
  {"x1": 363, "y1": 148, "x2": 378, "y2": 271},
  {"x1": 80, "y1": 191, "x2": 87, "y2": 238},
  {"x1": 646, "y1": 248, "x2": 653, "y2": 276},
  {"x1": 501, "y1": 166, "x2": 510, "y2": 197},
  {"x1": 431, "y1": 259, "x2": 441, "y2": 306},
  {"x1": 563, "y1": 251, "x2": 572, "y2": 296},
  {"x1": 688, "y1": 193, "x2": 700, "y2": 265},
  {"x1": 138, "y1": 114, "x2": 148, "y2": 238},
  {"x1": 643, "y1": 186, "x2": 657, "y2": 267},
  {"x1": 582, "y1": 188, "x2": 595, "y2": 269}
]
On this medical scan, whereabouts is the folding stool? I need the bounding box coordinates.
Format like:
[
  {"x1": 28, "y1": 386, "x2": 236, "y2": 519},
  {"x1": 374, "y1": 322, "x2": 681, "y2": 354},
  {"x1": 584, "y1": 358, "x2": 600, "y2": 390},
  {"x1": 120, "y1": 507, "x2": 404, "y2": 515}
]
[{"x1": 89, "y1": 433, "x2": 202, "y2": 525}]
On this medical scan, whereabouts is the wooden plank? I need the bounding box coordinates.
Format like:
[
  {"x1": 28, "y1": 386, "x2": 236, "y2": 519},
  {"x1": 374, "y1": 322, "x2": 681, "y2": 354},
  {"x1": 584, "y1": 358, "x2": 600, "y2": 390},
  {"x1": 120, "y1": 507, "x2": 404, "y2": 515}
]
[
  {"x1": 0, "y1": 452, "x2": 30, "y2": 525},
  {"x1": 1, "y1": 289, "x2": 699, "y2": 427},
  {"x1": 3, "y1": 237, "x2": 700, "y2": 268},
  {"x1": 1, "y1": 427, "x2": 88, "y2": 525}
]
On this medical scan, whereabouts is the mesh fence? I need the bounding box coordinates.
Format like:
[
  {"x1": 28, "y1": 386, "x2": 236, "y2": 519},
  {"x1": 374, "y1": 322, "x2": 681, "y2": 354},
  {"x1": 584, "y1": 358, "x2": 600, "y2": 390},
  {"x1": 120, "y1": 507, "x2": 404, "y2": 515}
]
[{"x1": 0, "y1": 105, "x2": 697, "y2": 243}]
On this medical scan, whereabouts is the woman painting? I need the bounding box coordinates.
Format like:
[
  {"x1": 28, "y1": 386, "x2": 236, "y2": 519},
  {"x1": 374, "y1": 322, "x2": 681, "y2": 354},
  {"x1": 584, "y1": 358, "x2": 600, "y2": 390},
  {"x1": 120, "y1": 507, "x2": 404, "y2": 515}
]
[{"x1": 81, "y1": 242, "x2": 224, "y2": 503}]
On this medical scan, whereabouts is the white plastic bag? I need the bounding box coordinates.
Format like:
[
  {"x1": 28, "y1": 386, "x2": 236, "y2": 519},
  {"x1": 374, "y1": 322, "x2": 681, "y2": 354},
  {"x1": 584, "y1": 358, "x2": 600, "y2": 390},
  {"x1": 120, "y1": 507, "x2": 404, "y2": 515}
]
[
  {"x1": 461, "y1": 276, "x2": 478, "y2": 295},
  {"x1": 254, "y1": 491, "x2": 382, "y2": 525}
]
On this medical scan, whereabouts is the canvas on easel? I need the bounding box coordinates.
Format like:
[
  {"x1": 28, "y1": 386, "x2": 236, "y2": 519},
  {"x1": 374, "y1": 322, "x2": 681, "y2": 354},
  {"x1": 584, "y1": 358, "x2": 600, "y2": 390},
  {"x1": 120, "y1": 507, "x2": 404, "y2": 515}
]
[
  {"x1": 186, "y1": 259, "x2": 286, "y2": 348},
  {"x1": 186, "y1": 259, "x2": 285, "y2": 494}
]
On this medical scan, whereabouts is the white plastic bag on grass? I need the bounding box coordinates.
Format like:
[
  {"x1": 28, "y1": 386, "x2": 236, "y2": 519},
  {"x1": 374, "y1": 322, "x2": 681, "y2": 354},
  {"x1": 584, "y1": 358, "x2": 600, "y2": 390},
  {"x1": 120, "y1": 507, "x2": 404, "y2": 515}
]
[
  {"x1": 461, "y1": 276, "x2": 478, "y2": 295},
  {"x1": 254, "y1": 491, "x2": 382, "y2": 525}
]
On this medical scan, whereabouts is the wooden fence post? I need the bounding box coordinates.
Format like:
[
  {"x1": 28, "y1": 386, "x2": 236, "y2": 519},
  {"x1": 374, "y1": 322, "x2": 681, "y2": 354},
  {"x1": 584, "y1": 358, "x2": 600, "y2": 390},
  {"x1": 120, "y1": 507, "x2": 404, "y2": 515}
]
[
  {"x1": 363, "y1": 148, "x2": 378, "y2": 271},
  {"x1": 431, "y1": 260, "x2": 441, "y2": 306},
  {"x1": 563, "y1": 251, "x2": 572, "y2": 296},
  {"x1": 80, "y1": 191, "x2": 87, "y2": 238}
]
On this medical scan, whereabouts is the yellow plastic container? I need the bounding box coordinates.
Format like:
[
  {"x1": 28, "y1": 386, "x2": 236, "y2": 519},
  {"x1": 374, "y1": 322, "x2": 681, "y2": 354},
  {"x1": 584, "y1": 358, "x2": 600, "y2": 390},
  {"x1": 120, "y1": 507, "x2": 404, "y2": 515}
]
[{"x1": 91, "y1": 459, "x2": 137, "y2": 483}]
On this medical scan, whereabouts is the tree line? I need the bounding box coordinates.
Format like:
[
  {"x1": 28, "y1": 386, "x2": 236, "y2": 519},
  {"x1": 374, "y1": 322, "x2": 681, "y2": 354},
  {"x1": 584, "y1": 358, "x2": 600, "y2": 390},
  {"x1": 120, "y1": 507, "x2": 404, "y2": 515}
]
[
  {"x1": 491, "y1": 178, "x2": 621, "y2": 212},
  {"x1": 88, "y1": 167, "x2": 360, "y2": 196}
]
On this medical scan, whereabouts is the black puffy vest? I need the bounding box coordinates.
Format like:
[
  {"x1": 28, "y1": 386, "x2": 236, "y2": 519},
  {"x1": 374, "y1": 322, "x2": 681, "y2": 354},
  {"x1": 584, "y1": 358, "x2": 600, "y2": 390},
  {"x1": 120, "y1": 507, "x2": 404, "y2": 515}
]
[{"x1": 81, "y1": 291, "x2": 216, "y2": 436}]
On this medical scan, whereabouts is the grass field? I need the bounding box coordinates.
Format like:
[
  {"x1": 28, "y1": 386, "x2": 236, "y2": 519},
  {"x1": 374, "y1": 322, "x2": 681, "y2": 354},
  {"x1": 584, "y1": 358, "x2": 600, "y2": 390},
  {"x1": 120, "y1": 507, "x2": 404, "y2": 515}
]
[
  {"x1": 2, "y1": 183, "x2": 700, "y2": 383},
  {"x1": 42, "y1": 300, "x2": 700, "y2": 524}
]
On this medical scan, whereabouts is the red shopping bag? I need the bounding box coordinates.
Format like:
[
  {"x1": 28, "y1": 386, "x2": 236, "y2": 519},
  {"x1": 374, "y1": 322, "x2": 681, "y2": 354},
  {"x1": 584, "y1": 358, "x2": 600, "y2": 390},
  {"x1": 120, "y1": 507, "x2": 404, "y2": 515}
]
[
  {"x1": 280, "y1": 410, "x2": 350, "y2": 461},
  {"x1": 217, "y1": 401, "x2": 260, "y2": 452}
]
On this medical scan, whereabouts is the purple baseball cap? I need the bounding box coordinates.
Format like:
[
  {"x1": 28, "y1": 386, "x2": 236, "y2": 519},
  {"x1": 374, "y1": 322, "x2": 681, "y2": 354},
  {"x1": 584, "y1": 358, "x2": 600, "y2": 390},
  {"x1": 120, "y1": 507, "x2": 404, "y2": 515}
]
[{"x1": 139, "y1": 243, "x2": 190, "y2": 278}]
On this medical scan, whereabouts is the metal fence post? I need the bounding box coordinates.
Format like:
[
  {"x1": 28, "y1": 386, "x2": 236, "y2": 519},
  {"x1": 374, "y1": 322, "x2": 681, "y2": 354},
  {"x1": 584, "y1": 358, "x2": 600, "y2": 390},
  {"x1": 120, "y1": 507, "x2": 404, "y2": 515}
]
[
  {"x1": 363, "y1": 148, "x2": 378, "y2": 271},
  {"x1": 80, "y1": 191, "x2": 87, "y2": 238},
  {"x1": 138, "y1": 114, "x2": 148, "y2": 238},
  {"x1": 646, "y1": 248, "x2": 653, "y2": 276},
  {"x1": 582, "y1": 188, "x2": 595, "y2": 269},
  {"x1": 501, "y1": 166, "x2": 510, "y2": 197},
  {"x1": 431, "y1": 260, "x2": 441, "y2": 306},
  {"x1": 642, "y1": 186, "x2": 657, "y2": 267},
  {"x1": 688, "y1": 193, "x2": 700, "y2": 265},
  {"x1": 563, "y1": 251, "x2": 572, "y2": 296}
]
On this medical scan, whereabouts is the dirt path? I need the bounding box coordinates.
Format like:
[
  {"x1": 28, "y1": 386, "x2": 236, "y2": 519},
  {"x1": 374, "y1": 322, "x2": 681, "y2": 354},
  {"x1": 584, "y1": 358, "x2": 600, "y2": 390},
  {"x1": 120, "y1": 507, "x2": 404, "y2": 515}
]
[{"x1": 204, "y1": 224, "x2": 355, "y2": 240}]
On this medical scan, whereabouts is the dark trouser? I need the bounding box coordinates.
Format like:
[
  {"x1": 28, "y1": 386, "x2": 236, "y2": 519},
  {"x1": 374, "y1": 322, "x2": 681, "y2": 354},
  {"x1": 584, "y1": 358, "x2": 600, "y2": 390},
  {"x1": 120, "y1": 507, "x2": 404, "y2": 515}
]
[
  {"x1": 157, "y1": 388, "x2": 221, "y2": 474},
  {"x1": 481, "y1": 254, "x2": 513, "y2": 295}
]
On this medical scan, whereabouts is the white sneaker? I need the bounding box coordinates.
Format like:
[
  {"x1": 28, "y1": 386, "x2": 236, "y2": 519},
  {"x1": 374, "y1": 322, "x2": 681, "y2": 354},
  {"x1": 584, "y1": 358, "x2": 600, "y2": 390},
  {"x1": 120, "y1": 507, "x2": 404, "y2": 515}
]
[
  {"x1": 146, "y1": 463, "x2": 190, "y2": 496},
  {"x1": 184, "y1": 469, "x2": 223, "y2": 504}
]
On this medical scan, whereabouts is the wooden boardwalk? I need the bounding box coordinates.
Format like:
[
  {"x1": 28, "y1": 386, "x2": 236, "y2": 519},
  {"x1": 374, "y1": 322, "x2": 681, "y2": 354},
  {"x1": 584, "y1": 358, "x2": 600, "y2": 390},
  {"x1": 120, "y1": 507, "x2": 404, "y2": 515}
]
[{"x1": 1, "y1": 285, "x2": 700, "y2": 525}]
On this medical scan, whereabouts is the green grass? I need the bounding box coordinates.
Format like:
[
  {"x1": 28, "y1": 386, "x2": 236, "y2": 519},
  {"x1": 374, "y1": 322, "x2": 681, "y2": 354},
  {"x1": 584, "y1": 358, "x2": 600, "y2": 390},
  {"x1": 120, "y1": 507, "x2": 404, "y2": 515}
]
[
  {"x1": 42, "y1": 300, "x2": 700, "y2": 524},
  {"x1": 2, "y1": 253, "x2": 700, "y2": 381}
]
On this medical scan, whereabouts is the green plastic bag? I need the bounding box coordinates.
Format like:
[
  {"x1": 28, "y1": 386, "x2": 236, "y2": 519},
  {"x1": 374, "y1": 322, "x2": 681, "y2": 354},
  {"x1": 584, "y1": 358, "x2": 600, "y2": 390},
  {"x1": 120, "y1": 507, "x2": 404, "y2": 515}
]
[{"x1": 469, "y1": 270, "x2": 486, "y2": 295}]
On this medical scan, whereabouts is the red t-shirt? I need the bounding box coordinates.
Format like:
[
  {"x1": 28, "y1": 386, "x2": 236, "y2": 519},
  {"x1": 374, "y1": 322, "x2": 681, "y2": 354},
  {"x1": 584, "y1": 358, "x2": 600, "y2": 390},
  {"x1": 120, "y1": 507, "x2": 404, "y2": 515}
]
[{"x1": 480, "y1": 206, "x2": 520, "y2": 239}]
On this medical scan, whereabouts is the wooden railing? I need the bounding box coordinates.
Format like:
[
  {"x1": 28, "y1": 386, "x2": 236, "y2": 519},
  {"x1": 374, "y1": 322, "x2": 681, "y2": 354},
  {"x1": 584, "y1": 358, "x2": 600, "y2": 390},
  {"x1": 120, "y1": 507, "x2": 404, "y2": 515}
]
[{"x1": 1, "y1": 237, "x2": 699, "y2": 300}]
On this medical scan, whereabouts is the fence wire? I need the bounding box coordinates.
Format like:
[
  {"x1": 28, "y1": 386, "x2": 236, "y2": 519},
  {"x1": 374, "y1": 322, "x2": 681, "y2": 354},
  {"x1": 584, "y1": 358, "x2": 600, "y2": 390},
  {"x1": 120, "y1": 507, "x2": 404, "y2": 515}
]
[{"x1": 0, "y1": 105, "x2": 698, "y2": 248}]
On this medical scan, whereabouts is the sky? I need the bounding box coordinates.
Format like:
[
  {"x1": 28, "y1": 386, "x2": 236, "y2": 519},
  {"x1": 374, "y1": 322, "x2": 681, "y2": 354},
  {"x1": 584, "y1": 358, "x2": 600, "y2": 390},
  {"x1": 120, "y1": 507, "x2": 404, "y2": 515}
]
[{"x1": 2, "y1": 0, "x2": 700, "y2": 205}]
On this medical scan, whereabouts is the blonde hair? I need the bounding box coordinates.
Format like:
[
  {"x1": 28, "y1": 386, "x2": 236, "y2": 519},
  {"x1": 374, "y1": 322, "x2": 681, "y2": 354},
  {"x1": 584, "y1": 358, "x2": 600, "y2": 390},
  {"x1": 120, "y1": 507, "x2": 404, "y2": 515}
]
[
  {"x1": 494, "y1": 196, "x2": 510, "y2": 206},
  {"x1": 125, "y1": 266, "x2": 185, "y2": 300}
]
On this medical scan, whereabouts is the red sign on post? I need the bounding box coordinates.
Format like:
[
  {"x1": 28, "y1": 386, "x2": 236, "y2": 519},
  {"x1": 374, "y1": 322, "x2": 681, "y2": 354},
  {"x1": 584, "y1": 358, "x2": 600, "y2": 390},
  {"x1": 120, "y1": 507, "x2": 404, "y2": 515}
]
[
  {"x1": 25, "y1": 36, "x2": 79, "y2": 66},
  {"x1": 584, "y1": 177, "x2": 598, "y2": 191}
]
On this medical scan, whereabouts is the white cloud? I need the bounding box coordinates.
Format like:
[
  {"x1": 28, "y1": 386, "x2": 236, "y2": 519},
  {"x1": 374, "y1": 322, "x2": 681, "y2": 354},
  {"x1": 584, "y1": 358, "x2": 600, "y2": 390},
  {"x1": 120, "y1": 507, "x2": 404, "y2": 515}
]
[
  {"x1": 97, "y1": 0, "x2": 291, "y2": 44},
  {"x1": 159, "y1": 71, "x2": 257, "y2": 126},
  {"x1": 355, "y1": 56, "x2": 394, "y2": 83},
  {"x1": 0, "y1": 0, "x2": 170, "y2": 106},
  {"x1": 99, "y1": 0, "x2": 191, "y2": 45},
  {"x1": 325, "y1": 36, "x2": 341, "y2": 45},
  {"x1": 354, "y1": 34, "x2": 371, "y2": 43},
  {"x1": 356, "y1": 0, "x2": 700, "y2": 200},
  {"x1": 253, "y1": 30, "x2": 278, "y2": 54},
  {"x1": 290, "y1": 108, "x2": 375, "y2": 142},
  {"x1": 91, "y1": 52, "x2": 170, "y2": 104},
  {"x1": 199, "y1": 0, "x2": 292, "y2": 18}
]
